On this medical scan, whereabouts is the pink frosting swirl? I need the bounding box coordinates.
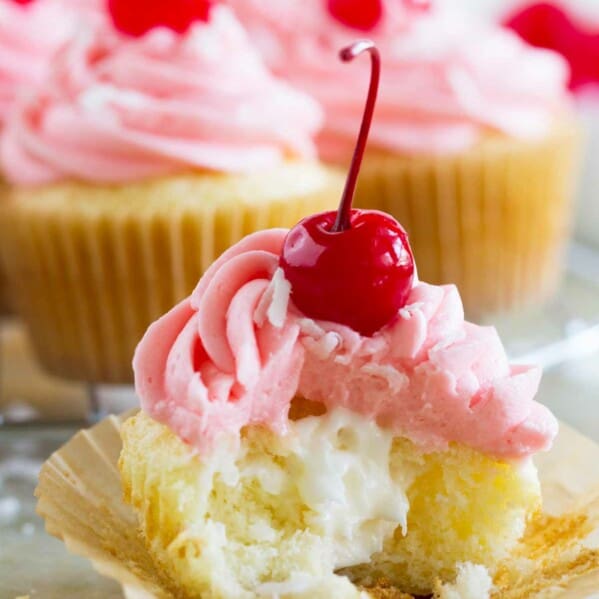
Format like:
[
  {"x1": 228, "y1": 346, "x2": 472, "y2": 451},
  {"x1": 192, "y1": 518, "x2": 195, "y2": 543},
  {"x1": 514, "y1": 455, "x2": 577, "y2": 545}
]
[
  {"x1": 1, "y1": 5, "x2": 322, "y2": 185},
  {"x1": 0, "y1": 0, "x2": 98, "y2": 128},
  {"x1": 134, "y1": 229, "x2": 558, "y2": 459},
  {"x1": 228, "y1": 0, "x2": 571, "y2": 160}
]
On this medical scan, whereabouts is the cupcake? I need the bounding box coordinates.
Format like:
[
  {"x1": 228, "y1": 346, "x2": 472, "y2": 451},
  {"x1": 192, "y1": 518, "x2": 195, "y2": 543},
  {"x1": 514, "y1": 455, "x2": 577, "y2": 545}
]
[
  {"x1": 121, "y1": 239, "x2": 553, "y2": 596},
  {"x1": 504, "y1": 1, "x2": 599, "y2": 248},
  {"x1": 227, "y1": 0, "x2": 581, "y2": 318},
  {"x1": 0, "y1": 0, "x2": 95, "y2": 312},
  {"x1": 119, "y1": 43, "x2": 558, "y2": 597},
  {"x1": 0, "y1": 1, "x2": 343, "y2": 383}
]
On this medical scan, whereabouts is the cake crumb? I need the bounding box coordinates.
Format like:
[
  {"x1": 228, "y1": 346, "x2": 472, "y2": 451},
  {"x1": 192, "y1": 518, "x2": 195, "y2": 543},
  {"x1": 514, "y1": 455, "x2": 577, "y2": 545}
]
[{"x1": 434, "y1": 563, "x2": 492, "y2": 599}]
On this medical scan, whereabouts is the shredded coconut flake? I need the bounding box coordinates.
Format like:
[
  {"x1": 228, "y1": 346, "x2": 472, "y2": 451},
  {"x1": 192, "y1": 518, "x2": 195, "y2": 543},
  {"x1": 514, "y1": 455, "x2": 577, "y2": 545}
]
[
  {"x1": 254, "y1": 268, "x2": 291, "y2": 328},
  {"x1": 303, "y1": 332, "x2": 341, "y2": 360},
  {"x1": 361, "y1": 363, "x2": 408, "y2": 393},
  {"x1": 267, "y1": 268, "x2": 291, "y2": 328}
]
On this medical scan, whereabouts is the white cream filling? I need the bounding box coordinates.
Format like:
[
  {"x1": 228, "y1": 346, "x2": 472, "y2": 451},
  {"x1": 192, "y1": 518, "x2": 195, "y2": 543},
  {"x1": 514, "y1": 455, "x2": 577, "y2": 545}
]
[
  {"x1": 191, "y1": 407, "x2": 408, "y2": 598},
  {"x1": 288, "y1": 408, "x2": 409, "y2": 568},
  {"x1": 183, "y1": 408, "x2": 535, "y2": 598}
]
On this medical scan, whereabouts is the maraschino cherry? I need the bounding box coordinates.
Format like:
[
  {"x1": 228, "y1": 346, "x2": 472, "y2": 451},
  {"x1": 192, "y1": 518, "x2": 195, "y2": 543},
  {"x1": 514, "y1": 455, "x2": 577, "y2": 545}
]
[
  {"x1": 11, "y1": 0, "x2": 36, "y2": 4},
  {"x1": 504, "y1": 2, "x2": 599, "y2": 91},
  {"x1": 280, "y1": 40, "x2": 415, "y2": 337},
  {"x1": 108, "y1": 0, "x2": 213, "y2": 37},
  {"x1": 327, "y1": 0, "x2": 431, "y2": 31},
  {"x1": 327, "y1": 0, "x2": 383, "y2": 31}
]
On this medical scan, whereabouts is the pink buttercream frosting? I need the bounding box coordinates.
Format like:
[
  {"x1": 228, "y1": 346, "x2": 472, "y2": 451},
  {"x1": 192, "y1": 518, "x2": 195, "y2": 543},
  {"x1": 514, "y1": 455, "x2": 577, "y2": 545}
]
[
  {"x1": 228, "y1": 0, "x2": 571, "y2": 160},
  {"x1": 1, "y1": 5, "x2": 322, "y2": 185},
  {"x1": 0, "y1": 0, "x2": 99, "y2": 128},
  {"x1": 134, "y1": 229, "x2": 558, "y2": 460}
]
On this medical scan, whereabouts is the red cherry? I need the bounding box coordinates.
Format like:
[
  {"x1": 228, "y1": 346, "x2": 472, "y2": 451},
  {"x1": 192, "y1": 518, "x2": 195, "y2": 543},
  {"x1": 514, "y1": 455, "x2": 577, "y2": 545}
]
[
  {"x1": 280, "y1": 41, "x2": 415, "y2": 336},
  {"x1": 504, "y1": 3, "x2": 575, "y2": 50},
  {"x1": 327, "y1": 0, "x2": 383, "y2": 31},
  {"x1": 108, "y1": 0, "x2": 214, "y2": 37},
  {"x1": 11, "y1": 0, "x2": 36, "y2": 4},
  {"x1": 503, "y1": 2, "x2": 599, "y2": 91},
  {"x1": 281, "y1": 210, "x2": 414, "y2": 336}
]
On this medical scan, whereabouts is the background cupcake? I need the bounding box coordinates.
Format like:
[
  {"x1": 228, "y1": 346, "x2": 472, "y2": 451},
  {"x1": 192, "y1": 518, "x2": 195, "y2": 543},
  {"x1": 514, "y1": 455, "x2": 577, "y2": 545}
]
[
  {"x1": 0, "y1": 0, "x2": 96, "y2": 312},
  {"x1": 504, "y1": 0, "x2": 599, "y2": 249},
  {"x1": 0, "y1": 0, "x2": 105, "y2": 416},
  {"x1": 0, "y1": 2, "x2": 342, "y2": 384},
  {"x1": 229, "y1": 0, "x2": 581, "y2": 318}
]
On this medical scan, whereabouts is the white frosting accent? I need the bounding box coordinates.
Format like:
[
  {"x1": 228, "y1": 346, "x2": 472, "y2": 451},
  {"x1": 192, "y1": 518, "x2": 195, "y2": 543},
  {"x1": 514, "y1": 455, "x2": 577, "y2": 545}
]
[
  {"x1": 79, "y1": 84, "x2": 146, "y2": 112},
  {"x1": 298, "y1": 318, "x2": 327, "y2": 338},
  {"x1": 254, "y1": 267, "x2": 291, "y2": 329},
  {"x1": 360, "y1": 363, "x2": 409, "y2": 394},
  {"x1": 302, "y1": 331, "x2": 341, "y2": 360},
  {"x1": 267, "y1": 268, "x2": 291, "y2": 328}
]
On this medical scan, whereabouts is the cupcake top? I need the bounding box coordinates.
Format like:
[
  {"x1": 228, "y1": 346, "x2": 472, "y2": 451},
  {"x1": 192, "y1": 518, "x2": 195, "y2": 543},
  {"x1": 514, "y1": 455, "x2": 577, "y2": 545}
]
[
  {"x1": 134, "y1": 227, "x2": 558, "y2": 460},
  {"x1": 1, "y1": 4, "x2": 322, "y2": 185},
  {"x1": 228, "y1": 0, "x2": 571, "y2": 161},
  {"x1": 0, "y1": 0, "x2": 94, "y2": 128}
]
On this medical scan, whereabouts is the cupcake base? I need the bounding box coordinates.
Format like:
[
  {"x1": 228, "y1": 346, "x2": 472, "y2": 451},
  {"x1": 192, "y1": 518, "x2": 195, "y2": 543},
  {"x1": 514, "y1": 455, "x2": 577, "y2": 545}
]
[
  {"x1": 119, "y1": 409, "x2": 540, "y2": 597},
  {"x1": 35, "y1": 411, "x2": 599, "y2": 599},
  {"x1": 354, "y1": 125, "x2": 581, "y2": 318},
  {"x1": 1, "y1": 164, "x2": 343, "y2": 383}
]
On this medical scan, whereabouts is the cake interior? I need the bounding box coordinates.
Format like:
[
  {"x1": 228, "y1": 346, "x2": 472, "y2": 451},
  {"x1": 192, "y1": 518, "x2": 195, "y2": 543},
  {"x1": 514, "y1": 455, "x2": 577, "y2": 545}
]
[{"x1": 119, "y1": 399, "x2": 540, "y2": 598}]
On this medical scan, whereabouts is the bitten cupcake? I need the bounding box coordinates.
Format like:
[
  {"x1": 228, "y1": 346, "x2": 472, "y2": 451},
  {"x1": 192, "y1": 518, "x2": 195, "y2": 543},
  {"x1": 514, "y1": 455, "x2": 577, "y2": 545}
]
[
  {"x1": 0, "y1": 1, "x2": 343, "y2": 383},
  {"x1": 0, "y1": 0, "x2": 93, "y2": 312},
  {"x1": 228, "y1": 0, "x2": 580, "y2": 317},
  {"x1": 119, "y1": 44, "x2": 558, "y2": 597},
  {"x1": 122, "y1": 235, "x2": 551, "y2": 597}
]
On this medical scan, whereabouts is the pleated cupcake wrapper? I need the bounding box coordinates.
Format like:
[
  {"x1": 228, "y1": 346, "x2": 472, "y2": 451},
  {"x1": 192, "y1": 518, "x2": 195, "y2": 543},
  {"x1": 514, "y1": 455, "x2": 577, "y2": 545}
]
[
  {"x1": 0, "y1": 181, "x2": 14, "y2": 314},
  {"x1": 1, "y1": 185, "x2": 337, "y2": 384},
  {"x1": 0, "y1": 259, "x2": 10, "y2": 314},
  {"x1": 356, "y1": 127, "x2": 581, "y2": 318},
  {"x1": 35, "y1": 412, "x2": 599, "y2": 598}
]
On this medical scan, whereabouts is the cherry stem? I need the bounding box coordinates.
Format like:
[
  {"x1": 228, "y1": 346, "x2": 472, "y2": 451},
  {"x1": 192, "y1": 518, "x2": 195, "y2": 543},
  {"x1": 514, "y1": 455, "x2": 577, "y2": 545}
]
[{"x1": 332, "y1": 40, "x2": 381, "y2": 233}]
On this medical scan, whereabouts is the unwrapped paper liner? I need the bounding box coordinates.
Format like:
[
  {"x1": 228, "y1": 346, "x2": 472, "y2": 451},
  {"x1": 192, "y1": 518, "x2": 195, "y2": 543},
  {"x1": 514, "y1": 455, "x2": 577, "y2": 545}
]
[{"x1": 35, "y1": 412, "x2": 599, "y2": 598}]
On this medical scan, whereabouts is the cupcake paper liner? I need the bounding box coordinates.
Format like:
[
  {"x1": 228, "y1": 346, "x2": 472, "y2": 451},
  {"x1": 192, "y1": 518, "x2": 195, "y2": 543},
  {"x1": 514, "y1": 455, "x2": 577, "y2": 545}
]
[
  {"x1": 36, "y1": 412, "x2": 599, "y2": 598},
  {"x1": 0, "y1": 166, "x2": 342, "y2": 384},
  {"x1": 0, "y1": 263, "x2": 10, "y2": 314},
  {"x1": 355, "y1": 125, "x2": 581, "y2": 318},
  {"x1": 0, "y1": 181, "x2": 13, "y2": 314}
]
